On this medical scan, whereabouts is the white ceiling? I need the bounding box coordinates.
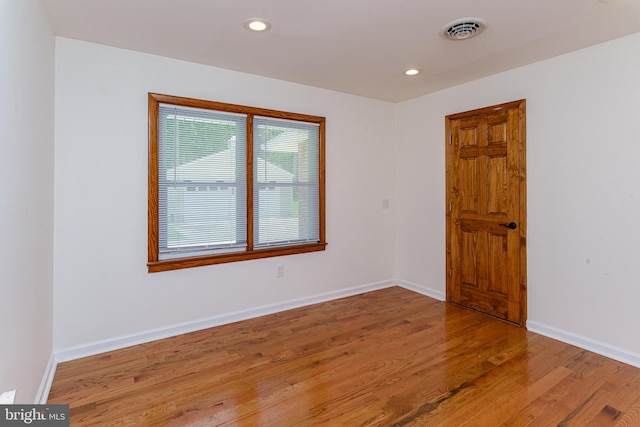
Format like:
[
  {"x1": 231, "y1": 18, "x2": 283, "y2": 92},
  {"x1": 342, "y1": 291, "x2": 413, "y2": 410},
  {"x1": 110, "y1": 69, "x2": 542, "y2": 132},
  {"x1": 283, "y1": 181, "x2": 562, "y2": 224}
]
[{"x1": 43, "y1": 0, "x2": 640, "y2": 102}]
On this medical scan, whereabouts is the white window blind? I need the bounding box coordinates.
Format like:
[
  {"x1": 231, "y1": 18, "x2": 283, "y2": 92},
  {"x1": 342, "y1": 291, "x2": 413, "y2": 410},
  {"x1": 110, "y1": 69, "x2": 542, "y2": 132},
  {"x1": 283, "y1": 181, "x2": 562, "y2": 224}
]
[
  {"x1": 253, "y1": 116, "x2": 321, "y2": 248},
  {"x1": 158, "y1": 104, "x2": 247, "y2": 259}
]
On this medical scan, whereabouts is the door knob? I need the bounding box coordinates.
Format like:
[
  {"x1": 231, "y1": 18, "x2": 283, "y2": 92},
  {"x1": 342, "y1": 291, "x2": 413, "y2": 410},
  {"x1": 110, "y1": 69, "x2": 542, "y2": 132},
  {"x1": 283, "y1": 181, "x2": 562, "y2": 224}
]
[{"x1": 499, "y1": 222, "x2": 517, "y2": 230}]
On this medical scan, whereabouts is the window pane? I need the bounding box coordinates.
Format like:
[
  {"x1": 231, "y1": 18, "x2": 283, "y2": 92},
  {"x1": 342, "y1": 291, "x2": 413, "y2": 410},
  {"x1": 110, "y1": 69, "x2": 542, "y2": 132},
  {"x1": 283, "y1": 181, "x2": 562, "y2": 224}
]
[
  {"x1": 158, "y1": 104, "x2": 247, "y2": 259},
  {"x1": 253, "y1": 117, "x2": 320, "y2": 247}
]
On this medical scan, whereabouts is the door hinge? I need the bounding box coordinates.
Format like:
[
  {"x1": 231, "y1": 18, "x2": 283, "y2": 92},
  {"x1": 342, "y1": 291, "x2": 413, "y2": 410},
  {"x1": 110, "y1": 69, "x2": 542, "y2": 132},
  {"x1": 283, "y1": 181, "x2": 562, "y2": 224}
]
[
  {"x1": 449, "y1": 134, "x2": 452, "y2": 145},
  {"x1": 449, "y1": 268, "x2": 452, "y2": 277},
  {"x1": 449, "y1": 202, "x2": 452, "y2": 212}
]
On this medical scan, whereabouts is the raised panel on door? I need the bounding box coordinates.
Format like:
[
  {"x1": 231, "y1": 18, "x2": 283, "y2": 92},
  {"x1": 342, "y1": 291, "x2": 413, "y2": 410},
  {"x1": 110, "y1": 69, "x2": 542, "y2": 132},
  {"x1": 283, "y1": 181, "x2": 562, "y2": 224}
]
[
  {"x1": 487, "y1": 155, "x2": 508, "y2": 216},
  {"x1": 460, "y1": 229, "x2": 478, "y2": 290},
  {"x1": 459, "y1": 158, "x2": 478, "y2": 214},
  {"x1": 487, "y1": 232, "x2": 508, "y2": 295}
]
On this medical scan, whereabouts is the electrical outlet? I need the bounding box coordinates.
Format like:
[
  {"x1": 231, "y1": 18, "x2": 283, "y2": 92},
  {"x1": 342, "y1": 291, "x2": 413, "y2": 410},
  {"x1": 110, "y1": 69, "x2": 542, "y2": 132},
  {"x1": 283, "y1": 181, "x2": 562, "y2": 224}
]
[
  {"x1": 276, "y1": 265, "x2": 285, "y2": 278},
  {"x1": 382, "y1": 199, "x2": 390, "y2": 209},
  {"x1": 0, "y1": 389, "x2": 16, "y2": 404}
]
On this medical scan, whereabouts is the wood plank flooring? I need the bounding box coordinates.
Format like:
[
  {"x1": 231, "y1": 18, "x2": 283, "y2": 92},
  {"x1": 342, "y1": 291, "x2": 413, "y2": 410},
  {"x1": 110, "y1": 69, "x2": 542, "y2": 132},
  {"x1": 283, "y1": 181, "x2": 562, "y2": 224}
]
[{"x1": 48, "y1": 287, "x2": 640, "y2": 426}]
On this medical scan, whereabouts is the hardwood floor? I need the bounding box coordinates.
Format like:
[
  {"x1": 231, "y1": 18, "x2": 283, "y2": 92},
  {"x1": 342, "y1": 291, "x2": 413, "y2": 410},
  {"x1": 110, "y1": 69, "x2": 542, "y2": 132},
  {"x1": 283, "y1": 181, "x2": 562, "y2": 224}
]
[{"x1": 48, "y1": 287, "x2": 640, "y2": 426}]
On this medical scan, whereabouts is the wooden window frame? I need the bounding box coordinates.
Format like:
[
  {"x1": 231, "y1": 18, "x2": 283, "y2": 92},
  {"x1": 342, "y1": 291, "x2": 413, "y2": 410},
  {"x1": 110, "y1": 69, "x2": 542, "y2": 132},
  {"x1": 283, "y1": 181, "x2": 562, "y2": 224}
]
[{"x1": 148, "y1": 93, "x2": 326, "y2": 272}]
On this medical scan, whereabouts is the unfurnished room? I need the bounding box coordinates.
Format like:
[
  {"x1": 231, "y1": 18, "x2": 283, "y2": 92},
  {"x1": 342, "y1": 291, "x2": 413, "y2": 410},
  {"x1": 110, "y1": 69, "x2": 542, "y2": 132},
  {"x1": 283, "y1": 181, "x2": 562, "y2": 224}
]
[{"x1": 2, "y1": 0, "x2": 640, "y2": 425}]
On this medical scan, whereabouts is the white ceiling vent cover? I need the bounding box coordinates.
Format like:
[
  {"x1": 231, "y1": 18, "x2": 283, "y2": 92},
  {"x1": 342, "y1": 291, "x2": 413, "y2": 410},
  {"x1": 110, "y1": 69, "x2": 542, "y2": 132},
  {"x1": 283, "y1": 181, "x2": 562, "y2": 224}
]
[{"x1": 441, "y1": 17, "x2": 487, "y2": 41}]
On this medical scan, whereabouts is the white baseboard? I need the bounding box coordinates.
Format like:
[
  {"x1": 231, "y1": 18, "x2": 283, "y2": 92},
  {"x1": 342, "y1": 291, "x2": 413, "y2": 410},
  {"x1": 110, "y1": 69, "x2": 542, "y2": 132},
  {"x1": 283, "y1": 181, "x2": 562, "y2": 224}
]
[
  {"x1": 50, "y1": 281, "x2": 640, "y2": 391},
  {"x1": 395, "y1": 279, "x2": 445, "y2": 301},
  {"x1": 398, "y1": 283, "x2": 640, "y2": 369},
  {"x1": 527, "y1": 321, "x2": 640, "y2": 369},
  {"x1": 36, "y1": 353, "x2": 56, "y2": 404},
  {"x1": 55, "y1": 280, "x2": 396, "y2": 363}
]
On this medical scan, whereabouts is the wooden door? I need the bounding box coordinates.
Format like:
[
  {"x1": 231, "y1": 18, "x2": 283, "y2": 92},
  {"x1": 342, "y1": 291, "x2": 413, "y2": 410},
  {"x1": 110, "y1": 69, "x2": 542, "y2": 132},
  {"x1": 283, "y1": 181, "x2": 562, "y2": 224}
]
[{"x1": 446, "y1": 100, "x2": 526, "y2": 326}]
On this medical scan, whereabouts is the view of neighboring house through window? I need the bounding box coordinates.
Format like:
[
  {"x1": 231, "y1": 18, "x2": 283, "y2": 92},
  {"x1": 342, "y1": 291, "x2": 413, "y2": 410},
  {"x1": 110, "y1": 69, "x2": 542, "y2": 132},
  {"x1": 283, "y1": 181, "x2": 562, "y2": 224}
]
[
  {"x1": 148, "y1": 93, "x2": 326, "y2": 272},
  {"x1": 159, "y1": 106, "x2": 248, "y2": 257},
  {"x1": 253, "y1": 116, "x2": 321, "y2": 249}
]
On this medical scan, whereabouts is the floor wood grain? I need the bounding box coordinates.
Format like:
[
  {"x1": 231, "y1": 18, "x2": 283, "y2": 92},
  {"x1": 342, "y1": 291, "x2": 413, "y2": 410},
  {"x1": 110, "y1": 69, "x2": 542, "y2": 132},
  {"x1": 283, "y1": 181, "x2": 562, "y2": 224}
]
[{"x1": 48, "y1": 287, "x2": 640, "y2": 426}]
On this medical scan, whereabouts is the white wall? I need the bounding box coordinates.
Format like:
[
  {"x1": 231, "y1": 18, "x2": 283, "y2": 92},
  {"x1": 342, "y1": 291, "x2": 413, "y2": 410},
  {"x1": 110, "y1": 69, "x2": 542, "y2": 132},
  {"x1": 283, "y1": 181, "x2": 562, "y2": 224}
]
[
  {"x1": 53, "y1": 38, "x2": 397, "y2": 350},
  {"x1": 51, "y1": 21, "x2": 640, "y2": 365},
  {"x1": 0, "y1": 0, "x2": 55, "y2": 403},
  {"x1": 396, "y1": 32, "x2": 640, "y2": 358}
]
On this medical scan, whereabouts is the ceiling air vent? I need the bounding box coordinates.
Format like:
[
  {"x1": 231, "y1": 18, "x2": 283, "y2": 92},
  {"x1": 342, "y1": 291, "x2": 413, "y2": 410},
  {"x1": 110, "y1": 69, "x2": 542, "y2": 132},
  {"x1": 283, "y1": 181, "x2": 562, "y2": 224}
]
[{"x1": 441, "y1": 17, "x2": 487, "y2": 41}]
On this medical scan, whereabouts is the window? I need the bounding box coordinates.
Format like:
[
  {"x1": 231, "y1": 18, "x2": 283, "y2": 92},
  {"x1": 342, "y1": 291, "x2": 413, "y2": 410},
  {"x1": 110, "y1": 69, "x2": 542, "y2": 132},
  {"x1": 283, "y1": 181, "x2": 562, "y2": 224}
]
[{"x1": 148, "y1": 93, "x2": 326, "y2": 272}]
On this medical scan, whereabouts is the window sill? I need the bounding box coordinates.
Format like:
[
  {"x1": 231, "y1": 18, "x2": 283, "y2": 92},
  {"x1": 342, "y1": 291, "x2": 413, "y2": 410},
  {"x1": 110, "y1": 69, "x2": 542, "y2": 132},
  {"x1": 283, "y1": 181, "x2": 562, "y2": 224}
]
[{"x1": 148, "y1": 242, "x2": 327, "y2": 273}]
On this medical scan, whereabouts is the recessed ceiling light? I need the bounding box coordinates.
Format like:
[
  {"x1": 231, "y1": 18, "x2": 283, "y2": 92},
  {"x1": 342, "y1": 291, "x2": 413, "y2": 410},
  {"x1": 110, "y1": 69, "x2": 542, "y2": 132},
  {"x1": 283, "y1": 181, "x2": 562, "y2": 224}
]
[
  {"x1": 405, "y1": 68, "x2": 420, "y2": 76},
  {"x1": 244, "y1": 18, "x2": 271, "y2": 32},
  {"x1": 441, "y1": 17, "x2": 487, "y2": 41}
]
